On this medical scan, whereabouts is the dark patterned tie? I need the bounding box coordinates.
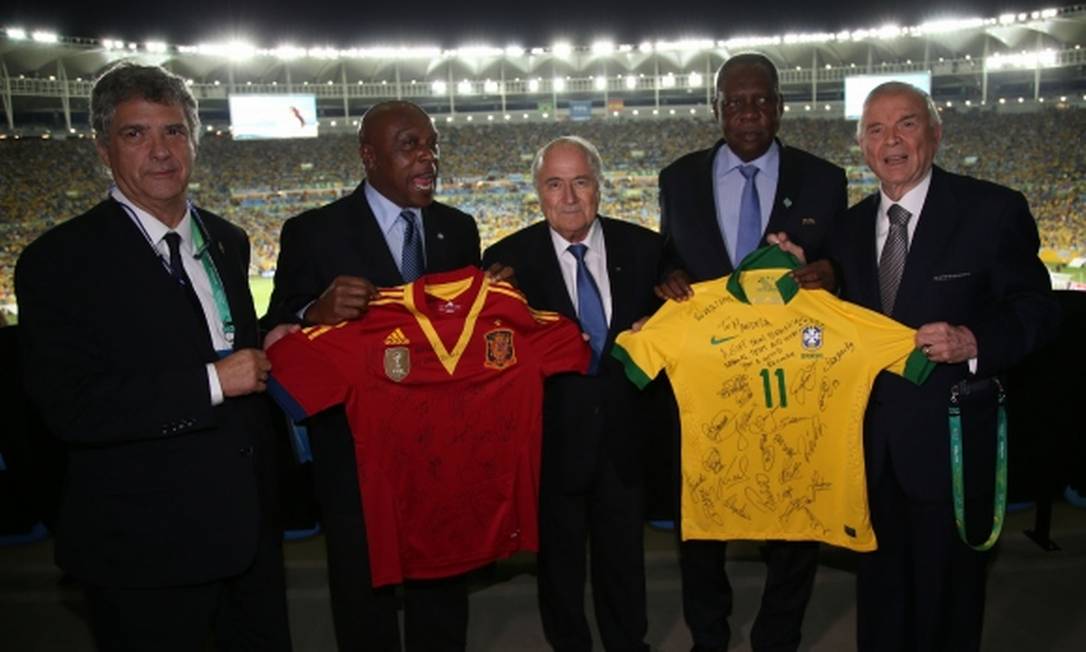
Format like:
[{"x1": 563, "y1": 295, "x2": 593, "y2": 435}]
[
  {"x1": 878, "y1": 203, "x2": 912, "y2": 315},
  {"x1": 400, "y1": 210, "x2": 424, "y2": 282},
  {"x1": 568, "y1": 243, "x2": 608, "y2": 375},
  {"x1": 734, "y1": 164, "x2": 763, "y2": 265},
  {"x1": 163, "y1": 231, "x2": 209, "y2": 325}
]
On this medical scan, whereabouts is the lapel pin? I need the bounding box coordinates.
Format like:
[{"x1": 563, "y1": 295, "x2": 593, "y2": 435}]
[
  {"x1": 217, "y1": 242, "x2": 225, "y2": 254},
  {"x1": 782, "y1": 198, "x2": 793, "y2": 208},
  {"x1": 437, "y1": 232, "x2": 445, "y2": 240},
  {"x1": 801, "y1": 217, "x2": 817, "y2": 225}
]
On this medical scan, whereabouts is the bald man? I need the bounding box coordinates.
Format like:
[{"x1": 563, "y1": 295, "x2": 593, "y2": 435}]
[{"x1": 263, "y1": 101, "x2": 482, "y2": 651}]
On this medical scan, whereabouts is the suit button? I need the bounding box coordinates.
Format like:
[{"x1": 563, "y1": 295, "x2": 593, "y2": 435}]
[{"x1": 239, "y1": 446, "x2": 254, "y2": 457}]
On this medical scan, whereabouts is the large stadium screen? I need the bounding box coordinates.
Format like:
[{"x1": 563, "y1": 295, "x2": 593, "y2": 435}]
[
  {"x1": 228, "y1": 94, "x2": 318, "y2": 139},
  {"x1": 844, "y1": 73, "x2": 932, "y2": 120}
]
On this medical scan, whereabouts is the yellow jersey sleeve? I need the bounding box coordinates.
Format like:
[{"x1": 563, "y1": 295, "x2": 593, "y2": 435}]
[
  {"x1": 830, "y1": 297, "x2": 935, "y2": 385},
  {"x1": 612, "y1": 297, "x2": 691, "y2": 390}
]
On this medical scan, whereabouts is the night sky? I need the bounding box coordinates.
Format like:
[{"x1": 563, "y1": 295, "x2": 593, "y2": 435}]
[{"x1": 3, "y1": 0, "x2": 1049, "y2": 48}]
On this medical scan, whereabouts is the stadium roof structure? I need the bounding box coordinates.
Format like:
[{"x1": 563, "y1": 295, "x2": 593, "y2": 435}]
[{"x1": 2, "y1": 4, "x2": 1086, "y2": 132}]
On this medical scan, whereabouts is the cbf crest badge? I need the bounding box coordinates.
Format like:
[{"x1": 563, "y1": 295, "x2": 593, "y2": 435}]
[
  {"x1": 484, "y1": 329, "x2": 517, "y2": 370},
  {"x1": 384, "y1": 346, "x2": 411, "y2": 382},
  {"x1": 801, "y1": 325, "x2": 823, "y2": 350}
]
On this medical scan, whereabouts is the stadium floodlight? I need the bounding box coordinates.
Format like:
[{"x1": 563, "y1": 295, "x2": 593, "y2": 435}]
[
  {"x1": 804, "y1": 104, "x2": 811, "y2": 111},
  {"x1": 688, "y1": 72, "x2": 703, "y2": 88},
  {"x1": 457, "y1": 80, "x2": 474, "y2": 95},
  {"x1": 553, "y1": 77, "x2": 566, "y2": 92},
  {"x1": 530, "y1": 47, "x2": 545, "y2": 55},
  {"x1": 632, "y1": 109, "x2": 639, "y2": 115},
  {"x1": 31, "y1": 30, "x2": 58, "y2": 43},
  {"x1": 914, "y1": 17, "x2": 986, "y2": 35},
  {"x1": 466, "y1": 115, "x2": 473, "y2": 121},
  {"x1": 998, "y1": 13, "x2": 1016, "y2": 25},
  {"x1": 271, "y1": 44, "x2": 306, "y2": 60},
  {"x1": 638, "y1": 41, "x2": 653, "y2": 53},
  {"x1": 6, "y1": 28, "x2": 28, "y2": 40},
  {"x1": 330, "y1": 120, "x2": 337, "y2": 127},
  {"x1": 505, "y1": 45, "x2": 524, "y2": 57},
  {"x1": 618, "y1": 44, "x2": 633, "y2": 53},
  {"x1": 652, "y1": 109, "x2": 659, "y2": 115},
  {"x1": 446, "y1": 116, "x2": 454, "y2": 123},
  {"x1": 145, "y1": 41, "x2": 168, "y2": 53},
  {"x1": 986, "y1": 49, "x2": 1057, "y2": 71},
  {"x1": 594, "y1": 76, "x2": 607, "y2": 91},
  {"x1": 1041, "y1": 8, "x2": 1058, "y2": 19},
  {"x1": 197, "y1": 40, "x2": 256, "y2": 61},
  {"x1": 655, "y1": 39, "x2": 714, "y2": 53},
  {"x1": 624, "y1": 76, "x2": 637, "y2": 90},
  {"x1": 1061, "y1": 96, "x2": 1067, "y2": 102},
  {"x1": 542, "y1": 112, "x2": 550, "y2": 118},
  {"x1": 965, "y1": 100, "x2": 972, "y2": 106},
  {"x1": 487, "y1": 115, "x2": 494, "y2": 121},
  {"x1": 523, "y1": 113, "x2": 529, "y2": 119},
  {"x1": 505, "y1": 114, "x2": 511, "y2": 120},
  {"x1": 308, "y1": 47, "x2": 340, "y2": 60},
  {"x1": 723, "y1": 35, "x2": 780, "y2": 49},
  {"x1": 326, "y1": 80, "x2": 334, "y2": 85},
  {"x1": 528, "y1": 78, "x2": 541, "y2": 92},
  {"x1": 455, "y1": 45, "x2": 504, "y2": 60},
  {"x1": 484, "y1": 80, "x2": 499, "y2": 94},
  {"x1": 1018, "y1": 97, "x2": 1025, "y2": 103},
  {"x1": 432, "y1": 80, "x2": 447, "y2": 95},
  {"x1": 825, "y1": 64, "x2": 832, "y2": 69},
  {"x1": 783, "y1": 32, "x2": 835, "y2": 45},
  {"x1": 662, "y1": 73, "x2": 676, "y2": 89},
  {"x1": 784, "y1": 105, "x2": 791, "y2": 112},
  {"x1": 552, "y1": 42, "x2": 573, "y2": 58},
  {"x1": 689, "y1": 108, "x2": 696, "y2": 114},
  {"x1": 669, "y1": 109, "x2": 676, "y2": 115},
  {"x1": 591, "y1": 41, "x2": 615, "y2": 56}
]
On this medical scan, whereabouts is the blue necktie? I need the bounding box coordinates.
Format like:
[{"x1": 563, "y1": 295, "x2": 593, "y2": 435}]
[
  {"x1": 399, "y1": 210, "x2": 424, "y2": 282},
  {"x1": 568, "y1": 243, "x2": 608, "y2": 375},
  {"x1": 734, "y1": 164, "x2": 763, "y2": 265}
]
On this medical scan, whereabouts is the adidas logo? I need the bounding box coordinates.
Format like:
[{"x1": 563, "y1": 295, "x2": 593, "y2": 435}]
[{"x1": 384, "y1": 328, "x2": 410, "y2": 345}]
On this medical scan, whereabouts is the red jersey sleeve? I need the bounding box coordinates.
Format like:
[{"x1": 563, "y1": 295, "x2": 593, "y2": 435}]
[
  {"x1": 267, "y1": 324, "x2": 352, "y2": 422},
  {"x1": 523, "y1": 307, "x2": 591, "y2": 378}
]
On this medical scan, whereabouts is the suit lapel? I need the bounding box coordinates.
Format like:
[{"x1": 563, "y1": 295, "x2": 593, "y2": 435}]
[
  {"x1": 600, "y1": 218, "x2": 634, "y2": 337},
  {"x1": 696, "y1": 141, "x2": 734, "y2": 272},
  {"x1": 892, "y1": 167, "x2": 958, "y2": 322},
  {"x1": 534, "y1": 224, "x2": 578, "y2": 321},
  {"x1": 854, "y1": 194, "x2": 882, "y2": 312},
  {"x1": 764, "y1": 142, "x2": 799, "y2": 238},
  {"x1": 422, "y1": 204, "x2": 453, "y2": 275},
  {"x1": 105, "y1": 200, "x2": 216, "y2": 355},
  {"x1": 347, "y1": 184, "x2": 403, "y2": 284}
]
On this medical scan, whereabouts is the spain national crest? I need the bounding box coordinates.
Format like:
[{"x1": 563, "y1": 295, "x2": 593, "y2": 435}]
[
  {"x1": 484, "y1": 328, "x2": 517, "y2": 370},
  {"x1": 384, "y1": 346, "x2": 410, "y2": 382}
]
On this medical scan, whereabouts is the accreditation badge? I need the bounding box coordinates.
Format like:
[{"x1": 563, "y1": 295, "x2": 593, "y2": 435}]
[{"x1": 384, "y1": 346, "x2": 411, "y2": 382}]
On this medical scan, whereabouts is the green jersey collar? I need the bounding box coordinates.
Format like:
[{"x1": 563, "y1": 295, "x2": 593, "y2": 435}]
[{"x1": 725, "y1": 245, "x2": 802, "y2": 304}]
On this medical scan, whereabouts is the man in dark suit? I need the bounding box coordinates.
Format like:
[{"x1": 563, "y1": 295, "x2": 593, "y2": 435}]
[
  {"x1": 484, "y1": 136, "x2": 663, "y2": 652},
  {"x1": 15, "y1": 62, "x2": 291, "y2": 651},
  {"x1": 832, "y1": 81, "x2": 1058, "y2": 651},
  {"x1": 262, "y1": 101, "x2": 489, "y2": 652},
  {"x1": 655, "y1": 53, "x2": 847, "y2": 652}
]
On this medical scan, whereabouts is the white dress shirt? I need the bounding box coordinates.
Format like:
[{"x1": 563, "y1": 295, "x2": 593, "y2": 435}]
[
  {"x1": 112, "y1": 187, "x2": 228, "y2": 405},
  {"x1": 549, "y1": 219, "x2": 613, "y2": 325},
  {"x1": 711, "y1": 140, "x2": 780, "y2": 267}
]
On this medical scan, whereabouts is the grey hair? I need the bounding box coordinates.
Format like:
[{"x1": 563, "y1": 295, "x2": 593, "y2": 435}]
[
  {"x1": 91, "y1": 61, "x2": 201, "y2": 146},
  {"x1": 531, "y1": 135, "x2": 603, "y2": 187},
  {"x1": 856, "y1": 81, "x2": 942, "y2": 140}
]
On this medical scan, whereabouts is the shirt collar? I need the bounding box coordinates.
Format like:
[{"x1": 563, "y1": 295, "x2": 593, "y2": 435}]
[
  {"x1": 550, "y1": 217, "x2": 604, "y2": 258},
  {"x1": 878, "y1": 168, "x2": 933, "y2": 221},
  {"x1": 365, "y1": 181, "x2": 420, "y2": 235},
  {"x1": 716, "y1": 139, "x2": 780, "y2": 180},
  {"x1": 111, "y1": 186, "x2": 195, "y2": 253}
]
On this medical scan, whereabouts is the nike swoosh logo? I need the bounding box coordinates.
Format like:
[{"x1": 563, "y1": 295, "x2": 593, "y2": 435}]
[{"x1": 710, "y1": 335, "x2": 737, "y2": 346}]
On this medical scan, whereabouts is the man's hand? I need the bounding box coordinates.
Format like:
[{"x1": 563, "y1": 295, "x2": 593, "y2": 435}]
[
  {"x1": 915, "y1": 322, "x2": 978, "y2": 364},
  {"x1": 766, "y1": 231, "x2": 836, "y2": 291},
  {"x1": 654, "y1": 269, "x2": 694, "y2": 302},
  {"x1": 214, "y1": 349, "x2": 272, "y2": 397},
  {"x1": 263, "y1": 323, "x2": 300, "y2": 350},
  {"x1": 304, "y1": 275, "x2": 378, "y2": 324},
  {"x1": 485, "y1": 263, "x2": 516, "y2": 287}
]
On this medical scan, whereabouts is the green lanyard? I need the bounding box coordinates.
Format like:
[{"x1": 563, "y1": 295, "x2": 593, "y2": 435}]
[
  {"x1": 949, "y1": 378, "x2": 1007, "y2": 552},
  {"x1": 190, "y1": 212, "x2": 236, "y2": 347}
]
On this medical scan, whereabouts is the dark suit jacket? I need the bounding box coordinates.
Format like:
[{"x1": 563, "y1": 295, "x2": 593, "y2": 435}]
[
  {"x1": 483, "y1": 218, "x2": 664, "y2": 493},
  {"x1": 15, "y1": 198, "x2": 280, "y2": 588},
  {"x1": 834, "y1": 166, "x2": 1059, "y2": 502},
  {"x1": 658, "y1": 138, "x2": 847, "y2": 282},
  {"x1": 260, "y1": 182, "x2": 481, "y2": 328}
]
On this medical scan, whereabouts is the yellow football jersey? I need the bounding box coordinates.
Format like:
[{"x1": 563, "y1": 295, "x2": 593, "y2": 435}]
[{"x1": 613, "y1": 246, "x2": 933, "y2": 551}]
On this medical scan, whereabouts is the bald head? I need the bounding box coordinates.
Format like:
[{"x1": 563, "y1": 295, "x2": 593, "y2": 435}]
[{"x1": 357, "y1": 101, "x2": 440, "y2": 208}]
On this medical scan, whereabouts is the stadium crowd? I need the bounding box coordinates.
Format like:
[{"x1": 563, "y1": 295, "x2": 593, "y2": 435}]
[{"x1": 1, "y1": 107, "x2": 1084, "y2": 309}]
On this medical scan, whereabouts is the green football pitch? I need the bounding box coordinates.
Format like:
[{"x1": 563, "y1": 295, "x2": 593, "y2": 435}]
[{"x1": 249, "y1": 276, "x2": 275, "y2": 319}]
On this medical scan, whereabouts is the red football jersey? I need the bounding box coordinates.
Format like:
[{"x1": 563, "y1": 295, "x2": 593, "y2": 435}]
[{"x1": 268, "y1": 266, "x2": 590, "y2": 586}]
